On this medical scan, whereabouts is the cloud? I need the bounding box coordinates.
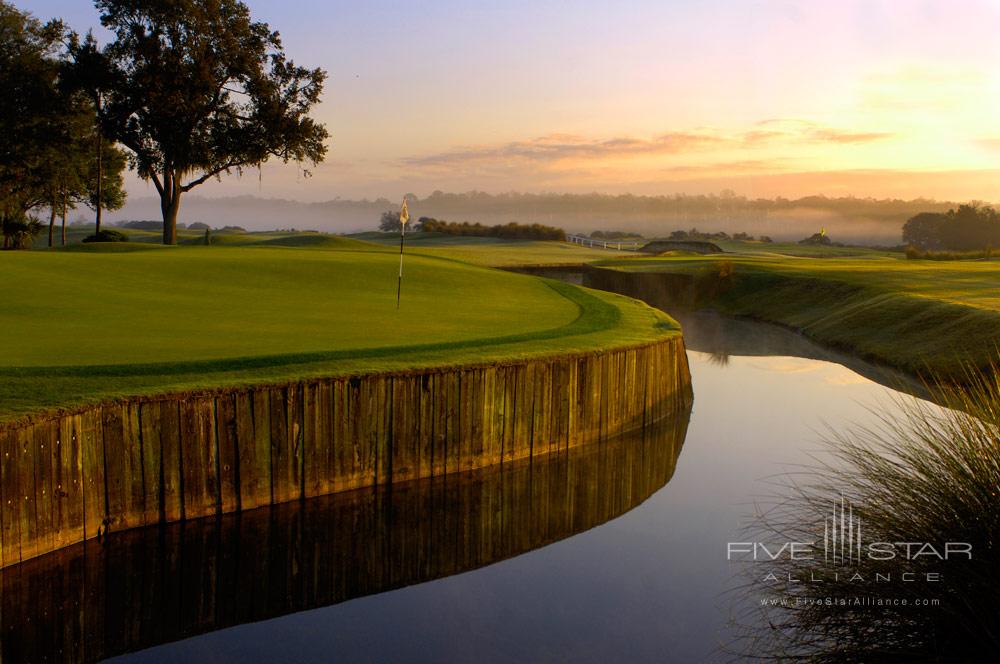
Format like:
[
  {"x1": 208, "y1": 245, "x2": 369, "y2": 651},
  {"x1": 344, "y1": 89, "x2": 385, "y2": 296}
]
[
  {"x1": 403, "y1": 131, "x2": 728, "y2": 167},
  {"x1": 658, "y1": 159, "x2": 788, "y2": 175},
  {"x1": 403, "y1": 122, "x2": 894, "y2": 170},
  {"x1": 749, "y1": 119, "x2": 893, "y2": 144},
  {"x1": 973, "y1": 138, "x2": 1000, "y2": 152},
  {"x1": 805, "y1": 128, "x2": 895, "y2": 143}
]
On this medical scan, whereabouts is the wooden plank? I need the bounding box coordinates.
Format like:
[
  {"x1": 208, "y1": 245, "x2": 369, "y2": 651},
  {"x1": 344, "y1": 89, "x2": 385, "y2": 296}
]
[
  {"x1": 469, "y1": 369, "x2": 485, "y2": 469},
  {"x1": 244, "y1": 390, "x2": 272, "y2": 509},
  {"x1": 180, "y1": 399, "x2": 220, "y2": 518},
  {"x1": 216, "y1": 393, "x2": 241, "y2": 513},
  {"x1": 317, "y1": 380, "x2": 335, "y2": 495},
  {"x1": 269, "y1": 387, "x2": 296, "y2": 504},
  {"x1": 55, "y1": 415, "x2": 84, "y2": 547},
  {"x1": 102, "y1": 405, "x2": 128, "y2": 531},
  {"x1": 341, "y1": 378, "x2": 368, "y2": 490},
  {"x1": 288, "y1": 384, "x2": 304, "y2": 499},
  {"x1": 445, "y1": 372, "x2": 461, "y2": 474},
  {"x1": 418, "y1": 374, "x2": 435, "y2": 479},
  {"x1": 160, "y1": 401, "x2": 184, "y2": 522},
  {"x1": 398, "y1": 376, "x2": 421, "y2": 482},
  {"x1": 31, "y1": 421, "x2": 57, "y2": 558},
  {"x1": 139, "y1": 402, "x2": 164, "y2": 524},
  {"x1": 79, "y1": 408, "x2": 106, "y2": 541},
  {"x1": 431, "y1": 373, "x2": 448, "y2": 476},
  {"x1": 330, "y1": 379, "x2": 350, "y2": 492},
  {"x1": 372, "y1": 378, "x2": 390, "y2": 485},
  {"x1": 500, "y1": 366, "x2": 515, "y2": 463},
  {"x1": 122, "y1": 404, "x2": 146, "y2": 528},
  {"x1": 483, "y1": 367, "x2": 502, "y2": 467},
  {"x1": 302, "y1": 382, "x2": 321, "y2": 498},
  {"x1": 0, "y1": 428, "x2": 21, "y2": 566}
]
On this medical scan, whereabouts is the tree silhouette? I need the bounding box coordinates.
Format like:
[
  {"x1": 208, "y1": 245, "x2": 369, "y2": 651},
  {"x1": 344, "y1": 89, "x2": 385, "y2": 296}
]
[
  {"x1": 0, "y1": 1, "x2": 64, "y2": 247},
  {"x1": 69, "y1": 0, "x2": 329, "y2": 244}
]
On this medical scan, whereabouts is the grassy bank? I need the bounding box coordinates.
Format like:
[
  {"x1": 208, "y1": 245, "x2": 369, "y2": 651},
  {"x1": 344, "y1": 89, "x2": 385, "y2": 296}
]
[
  {"x1": 594, "y1": 254, "x2": 1000, "y2": 378},
  {"x1": 1, "y1": 239, "x2": 677, "y2": 421}
]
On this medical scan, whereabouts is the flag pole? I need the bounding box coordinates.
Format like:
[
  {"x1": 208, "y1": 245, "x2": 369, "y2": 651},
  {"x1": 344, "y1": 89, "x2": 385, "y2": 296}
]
[
  {"x1": 396, "y1": 197, "x2": 409, "y2": 309},
  {"x1": 396, "y1": 220, "x2": 405, "y2": 309}
]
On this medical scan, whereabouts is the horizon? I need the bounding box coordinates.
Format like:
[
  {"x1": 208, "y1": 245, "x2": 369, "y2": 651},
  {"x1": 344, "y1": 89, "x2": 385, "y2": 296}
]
[{"x1": 24, "y1": 0, "x2": 1000, "y2": 202}]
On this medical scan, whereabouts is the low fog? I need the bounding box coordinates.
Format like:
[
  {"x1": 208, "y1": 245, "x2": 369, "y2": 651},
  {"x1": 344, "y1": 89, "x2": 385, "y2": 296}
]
[{"x1": 103, "y1": 192, "x2": 972, "y2": 246}]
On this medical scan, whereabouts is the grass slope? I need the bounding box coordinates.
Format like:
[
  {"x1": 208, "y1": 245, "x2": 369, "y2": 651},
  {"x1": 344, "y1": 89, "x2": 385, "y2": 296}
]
[
  {"x1": 597, "y1": 254, "x2": 1000, "y2": 378},
  {"x1": 1, "y1": 242, "x2": 677, "y2": 421}
]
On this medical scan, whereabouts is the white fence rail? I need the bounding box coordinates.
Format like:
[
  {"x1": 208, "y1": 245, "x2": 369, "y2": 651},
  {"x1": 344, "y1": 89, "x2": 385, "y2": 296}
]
[{"x1": 566, "y1": 234, "x2": 642, "y2": 251}]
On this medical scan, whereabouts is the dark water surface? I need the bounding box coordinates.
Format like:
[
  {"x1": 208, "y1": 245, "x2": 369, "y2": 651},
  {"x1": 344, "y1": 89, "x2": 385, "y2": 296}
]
[{"x1": 8, "y1": 313, "x2": 922, "y2": 663}]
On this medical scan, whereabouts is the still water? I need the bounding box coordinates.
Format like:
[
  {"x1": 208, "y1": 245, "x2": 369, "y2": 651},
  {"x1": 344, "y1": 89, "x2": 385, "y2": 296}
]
[{"x1": 10, "y1": 313, "x2": 921, "y2": 663}]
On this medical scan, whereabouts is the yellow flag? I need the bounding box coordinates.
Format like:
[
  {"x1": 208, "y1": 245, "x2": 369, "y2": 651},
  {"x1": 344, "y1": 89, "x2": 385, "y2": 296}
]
[{"x1": 399, "y1": 199, "x2": 410, "y2": 226}]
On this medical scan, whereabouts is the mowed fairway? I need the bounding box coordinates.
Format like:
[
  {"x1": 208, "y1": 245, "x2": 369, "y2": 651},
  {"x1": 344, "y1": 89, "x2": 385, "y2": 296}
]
[{"x1": 1, "y1": 241, "x2": 676, "y2": 419}]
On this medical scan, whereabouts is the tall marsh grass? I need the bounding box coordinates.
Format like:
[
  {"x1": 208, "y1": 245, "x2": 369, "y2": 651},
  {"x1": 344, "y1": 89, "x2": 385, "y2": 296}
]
[{"x1": 732, "y1": 370, "x2": 1000, "y2": 662}]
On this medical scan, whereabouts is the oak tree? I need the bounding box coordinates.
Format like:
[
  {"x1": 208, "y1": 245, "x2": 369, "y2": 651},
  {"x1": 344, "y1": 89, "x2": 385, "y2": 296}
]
[{"x1": 74, "y1": 0, "x2": 329, "y2": 244}]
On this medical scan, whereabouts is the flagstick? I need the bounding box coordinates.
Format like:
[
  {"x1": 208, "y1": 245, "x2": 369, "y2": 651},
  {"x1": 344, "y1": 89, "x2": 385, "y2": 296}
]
[{"x1": 396, "y1": 219, "x2": 405, "y2": 309}]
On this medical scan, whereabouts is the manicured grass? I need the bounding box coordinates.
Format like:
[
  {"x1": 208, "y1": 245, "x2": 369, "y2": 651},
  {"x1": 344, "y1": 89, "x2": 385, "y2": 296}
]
[
  {"x1": 596, "y1": 254, "x2": 1000, "y2": 378},
  {"x1": 712, "y1": 239, "x2": 897, "y2": 257},
  {"x1": 352, "y1": 231, "x2": 627, "y2": 266},
  {"x1": 1, "y1": 242, "x2": 677, "y2": 421}
]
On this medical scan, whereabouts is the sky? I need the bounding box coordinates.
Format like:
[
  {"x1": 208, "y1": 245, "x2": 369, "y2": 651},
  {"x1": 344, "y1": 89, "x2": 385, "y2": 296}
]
[{"x1": 22, "y1": 0, "x2": 1000, "y2": 202}]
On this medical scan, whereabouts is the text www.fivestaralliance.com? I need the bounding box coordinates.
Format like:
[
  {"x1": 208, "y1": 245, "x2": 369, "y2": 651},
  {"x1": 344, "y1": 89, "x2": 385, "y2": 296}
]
[{"x1": 760, "y1": 596, "x2": 941, "y2": 607}]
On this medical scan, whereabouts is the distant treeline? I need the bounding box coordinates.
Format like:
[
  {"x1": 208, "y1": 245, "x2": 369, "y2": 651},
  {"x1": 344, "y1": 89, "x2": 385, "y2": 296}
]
[
  {"x1": 589, "y1": 230, "x2": 641, "y2": 239},
  {"x1": 903, "y1": 205, "x2": 1000, "y2": 251},
  {"x1": 115, "y1": 220, "x2": 246, "y2": 232},
  {"x1": 668, "y1": 228, "x2": 773, "y2": 243},
  {"x1": 419, "y1": 217, "x2": 565, "y2": 241},
  {"x1": 410, "y1": 190, "x2": 956, "y2": 224}
]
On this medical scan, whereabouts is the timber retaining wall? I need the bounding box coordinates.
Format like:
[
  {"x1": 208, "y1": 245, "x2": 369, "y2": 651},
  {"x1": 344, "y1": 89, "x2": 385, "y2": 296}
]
[
  {"x1": 0, "y1": 336, "x2": 692, "y2": 568},
  {"x1": 0, "y1": 413, "x2": 689, "y2": 663}
]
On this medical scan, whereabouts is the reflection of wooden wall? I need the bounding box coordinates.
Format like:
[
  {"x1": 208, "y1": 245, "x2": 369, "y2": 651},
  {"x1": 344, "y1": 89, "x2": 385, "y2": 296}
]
[
  {"x1": 0, "y1": 413, "x2": 689, "y2": 664},
  {"x1": 0, "y1": 338, "x2": 692, "y2": 568}
]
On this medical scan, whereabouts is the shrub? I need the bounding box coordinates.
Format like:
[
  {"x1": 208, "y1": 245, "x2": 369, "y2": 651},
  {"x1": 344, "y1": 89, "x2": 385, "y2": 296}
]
[
  {"x1": 82, "y1": 229, "x2": 129, "y2": 243},
  {"x1": 799, "y1": 232, "x2": 832, "y2": 245},
  {"x1": 1, "y1": 215, "x2": 42, "y2": 250},
  {"x1": 420, "y1": 218, "x2": 565, "y2": 241}
]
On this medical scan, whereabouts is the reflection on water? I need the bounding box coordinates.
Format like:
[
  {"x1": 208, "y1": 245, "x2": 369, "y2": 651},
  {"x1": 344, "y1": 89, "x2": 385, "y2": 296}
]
[
  {"x1": 5, "y1": 306, "x2": 937, "y2": 663},
  {"x1": 0, "y1": 415, "x2": 689, "y2": 664},
  {"x1": 675, "y1": 310, "x2": 928, "y2": 399}
]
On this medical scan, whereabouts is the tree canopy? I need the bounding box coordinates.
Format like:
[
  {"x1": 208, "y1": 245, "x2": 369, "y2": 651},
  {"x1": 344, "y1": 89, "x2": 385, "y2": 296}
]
[
  {"x1": 71, "y1": 0, "x2": 329, "y2": 244},
  {"x1": 1, "y1": 1, "x2": 128, "y2": 249},
  {"x1": 903, "y1": 205, "x2": 1000, "y2": 251},
  {"x1": 0, "y1": 1, "x2": 65, "y2": 247}
]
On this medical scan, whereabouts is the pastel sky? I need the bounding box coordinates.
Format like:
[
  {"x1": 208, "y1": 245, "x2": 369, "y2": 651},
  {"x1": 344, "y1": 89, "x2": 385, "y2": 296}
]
[{"x1": 24, "y1": 0, "x2": 1000, "y2": 201}]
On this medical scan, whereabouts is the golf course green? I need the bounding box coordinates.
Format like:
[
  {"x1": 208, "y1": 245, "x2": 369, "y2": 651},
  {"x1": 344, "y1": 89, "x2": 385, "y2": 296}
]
[
  {"x1": 1, "y1": 238, "x2": 678, "y2": 421},
  {"x1": 591, "y1": 253, "x2": 1000, "y2": 379}
]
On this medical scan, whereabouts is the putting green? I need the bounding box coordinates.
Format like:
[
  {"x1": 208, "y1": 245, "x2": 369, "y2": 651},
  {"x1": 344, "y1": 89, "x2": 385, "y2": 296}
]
[{"x1": 1, "y1": 242, "x2": 678, "y2": 420}]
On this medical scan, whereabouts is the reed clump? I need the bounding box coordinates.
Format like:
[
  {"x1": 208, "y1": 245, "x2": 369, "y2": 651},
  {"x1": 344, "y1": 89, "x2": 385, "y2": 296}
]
[{"x1": 733, "y1": 368, "x2": 1000, "y2": 662}]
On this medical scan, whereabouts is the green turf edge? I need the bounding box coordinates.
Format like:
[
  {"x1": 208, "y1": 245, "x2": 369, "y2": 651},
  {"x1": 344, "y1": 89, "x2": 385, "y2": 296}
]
[
  {"x1": 0, "y1": 280, "x2": 680, "y2": 425},
  {"x1": 591, "y1": 257, "x2": 1000, "y2": 380}
]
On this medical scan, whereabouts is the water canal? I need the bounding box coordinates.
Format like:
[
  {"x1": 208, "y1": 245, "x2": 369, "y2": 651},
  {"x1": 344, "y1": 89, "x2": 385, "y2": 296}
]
[{"x1": 0, "y1": 304, "x2": 929, "y2": 663}]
